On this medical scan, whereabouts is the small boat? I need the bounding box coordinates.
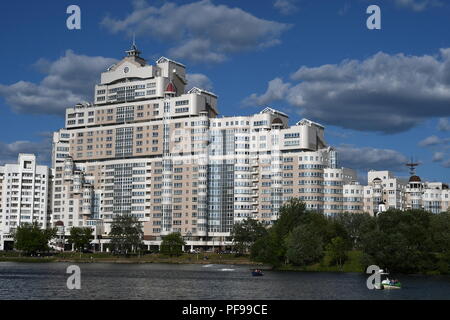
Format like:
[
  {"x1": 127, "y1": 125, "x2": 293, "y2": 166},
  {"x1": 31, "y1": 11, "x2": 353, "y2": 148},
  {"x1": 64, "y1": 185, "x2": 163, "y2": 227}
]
[
  {"x1": 375, "y1": 269, "x2": 401, "y2": 290},
  {"x1": 252, "y1": 269, "x2": 264, "y2": 276},
  {"x1": 381, "y1": 279, "x2": 402, "y2": 289}
]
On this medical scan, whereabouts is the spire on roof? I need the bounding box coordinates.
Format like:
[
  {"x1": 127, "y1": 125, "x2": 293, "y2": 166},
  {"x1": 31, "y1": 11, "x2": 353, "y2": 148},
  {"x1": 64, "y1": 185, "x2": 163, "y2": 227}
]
[{"x1": 126, "y1": 33, "x2": 141, "y2": 57}]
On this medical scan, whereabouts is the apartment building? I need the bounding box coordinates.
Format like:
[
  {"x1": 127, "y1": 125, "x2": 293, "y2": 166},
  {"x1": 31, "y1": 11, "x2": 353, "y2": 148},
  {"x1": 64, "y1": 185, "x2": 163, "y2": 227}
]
[
  {"x1": 363, "y1": 170, "x2": 449, "y2": 215},
  {"x1": 49, "y1": 44, "x2": 362, "y2": 250},
  {"x1": 0, "y1": 154, "x2": 50, "y2": 250}
]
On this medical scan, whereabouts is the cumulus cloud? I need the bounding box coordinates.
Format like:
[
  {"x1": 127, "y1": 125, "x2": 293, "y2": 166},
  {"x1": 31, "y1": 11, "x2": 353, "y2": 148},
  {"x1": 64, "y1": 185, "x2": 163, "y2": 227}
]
[
  {"x1": 432, "y1": 151, "x2": 445, "y2": 162},
  {"x1": 186, "y1": 73, "x2": 213, "y2": 91},
  {"x1": 0, "y1": 139, "x2": 52, "y2": 166},
  {"x1": 391, "y1": 0, "x2": 442, "y2": 11},
  {"x1": 101, "y1": 0, "x2": 291, "y2": 64},
  {"x1": 0, "y1": 50, "x2": 117, "y2": 116},
  {"x1": 419, "y1": 135, "x2": 443, "y2": 147},
  {"x1": 443, "y1": 159, "x2": 450, "y2": 168},
  {"x1": 438, "y1": 118, "x2": 450, "y2": 131},
  {"x1": 243, "y1": 49, "x2": 450, "y2": 133},
  {"x1": 274, "y1": 0, "x2": 300, "y2": 15},
  {"x1": 243, "y1": 78, "x2": 291, "y2": 106},
  {"x1": 336, "y1": 145, "x2": 408, "y2": 172},
  {"x1": 418, "y1": 135, "x2": 450, "y2": 147}
]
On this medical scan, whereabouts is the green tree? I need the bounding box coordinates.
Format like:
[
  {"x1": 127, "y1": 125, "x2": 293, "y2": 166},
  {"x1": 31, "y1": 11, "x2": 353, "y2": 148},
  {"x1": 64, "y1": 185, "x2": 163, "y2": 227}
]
[
  {"x1": 231, "y1": 218, "x2": 268, "y2": 255},
  {"x1": 332, "y1": 212, "x2": 372, "y2": 249},
  {"x1": 429, "y1": 212, "x2": 450, "y2": 273},
  {"x1": 326, "y1": 236, "x2": 348, "y2": 268},
  {"x1": 251, "y1": 229, "x2": 283, "y2": 267},
  {"x1": 273, "y1": 198, "x2": 308, "y2": 241},
  {"x1": 160, "y1": 232, "x2": 186, "y2": 257},
  {"x1": 68, "y1": 227, "x2": 93, "y2": 252},
  {"x1": 360, "y1": 209, "x2": 435, "y2": 273},
  {"x1": 430, "y1": 212, "x2": 450, "y2": 254},
  {"x1": 251, "y1": 200, "x2": 327, "y2": 267},
  {"x1": 14, "y1": 222, "x2": 56, "y2": 255},
  {"x1": 285, "y1": 224, "x2": 324, "y2": 266},
  {"x1": 109, "y1": 215, "x2": 144, "y2": 255},
  {"x1": 272, "y1": 199, "x2": 309, "y2": 261}
]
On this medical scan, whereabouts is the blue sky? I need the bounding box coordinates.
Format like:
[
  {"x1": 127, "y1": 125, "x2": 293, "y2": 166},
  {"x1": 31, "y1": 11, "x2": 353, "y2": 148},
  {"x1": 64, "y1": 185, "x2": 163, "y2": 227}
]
[{"x1": 0, "y1": 0, "x2": 449, "y2": 182}]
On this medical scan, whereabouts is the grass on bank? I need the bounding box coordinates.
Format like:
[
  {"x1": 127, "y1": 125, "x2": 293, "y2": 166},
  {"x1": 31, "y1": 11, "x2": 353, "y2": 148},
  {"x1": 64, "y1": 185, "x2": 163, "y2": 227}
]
[
  {"x1": 0, "y1": 251, "x2": 260, "y2": 265},
  {"x1": 0, "y1": 249, "x2": 363, "y2": 273},
  {"x1": 276, "y1": 250, "x2": 365, "y2": 273}
]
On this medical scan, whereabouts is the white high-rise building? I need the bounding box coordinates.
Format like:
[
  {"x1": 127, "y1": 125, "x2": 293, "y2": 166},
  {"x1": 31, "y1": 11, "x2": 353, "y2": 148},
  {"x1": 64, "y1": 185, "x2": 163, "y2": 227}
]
[
  {"x1": 0, "y1": 154, "x2": 50, "y2": 250},
  {"x1": 49, "y1": 44, "x2": 361, "y2": 250},
  {"x1": 363, "y1": 170, "x2": 450, "y2": 215}
]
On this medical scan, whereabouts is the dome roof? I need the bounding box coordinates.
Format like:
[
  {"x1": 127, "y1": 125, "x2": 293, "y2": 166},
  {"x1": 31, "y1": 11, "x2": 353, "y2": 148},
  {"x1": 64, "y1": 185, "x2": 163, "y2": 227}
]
[
  {"x1": 373, "y1": 177, "x2": 382, "y2": 182},
  {"x1": 409, "y1": 175, "x2": 421, "y2": 182},
  {"x1": 55, "y1": 221, "x2": 64, "y2": 227}
]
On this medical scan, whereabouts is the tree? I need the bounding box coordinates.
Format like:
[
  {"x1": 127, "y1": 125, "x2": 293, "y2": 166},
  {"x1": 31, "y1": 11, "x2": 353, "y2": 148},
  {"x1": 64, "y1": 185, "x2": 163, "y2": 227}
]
[
  {"x1": 273, "y1": 198, "x2": 308, "y2": 241},
  {"x1": 430, "y1": 212, "x2": 450, "y2": 254},
  {"x1": 160, "y1": 232, "x2": 186, "y2": 257},
  {"x1": 68, "y1": 227, "x2": 93, "y2": 252},
  {"x1": 332, "y1": 212, "x2": 373, "y2": 249},
  {"x1": 14, "y1": 222, "x2": 56, "y2": 255},
  {"x1": 360, "y1": 209, "x2": 435, "y2": 273},
  {"x1": 109, "y1": 215, "x2": 144, "y2": 255},
  {"x1": 251, "y1": 229, "x2": 283, "y2": 267},
  {"x1": 326, "y1": 237, "x2": 348, "y2": 268},
  {"x1": 285, "y1": 224, "x2": 324, "y2": 266},
  {"x1": 231, "y1": 218, "x2": 268, "y2": 255}
]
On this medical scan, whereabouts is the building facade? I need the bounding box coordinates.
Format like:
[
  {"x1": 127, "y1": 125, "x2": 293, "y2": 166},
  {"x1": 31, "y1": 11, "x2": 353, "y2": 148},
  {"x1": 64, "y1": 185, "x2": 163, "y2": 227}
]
[
  {"x1": 1, "y1": 46, "x2": 448, "y2": 252},
  {"x1": 0, "y1": 154, "x2": 50, "y2": 250},
  {"x1": 50, "y1": 45, "x2": 362, "y2": 250},
  {"x1": 363, "y1": 170, "x2": 449, "y2": 215}
]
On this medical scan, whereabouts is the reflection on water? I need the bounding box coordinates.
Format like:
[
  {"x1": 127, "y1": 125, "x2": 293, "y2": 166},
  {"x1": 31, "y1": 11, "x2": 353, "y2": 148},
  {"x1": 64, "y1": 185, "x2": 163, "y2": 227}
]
[{"x1": 0, "y1": 262, "x2": 449, "y2": 300}]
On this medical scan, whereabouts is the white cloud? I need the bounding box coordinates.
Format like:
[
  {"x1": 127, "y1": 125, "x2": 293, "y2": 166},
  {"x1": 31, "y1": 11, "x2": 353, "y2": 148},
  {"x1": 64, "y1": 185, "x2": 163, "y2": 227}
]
[
  {"x1": 336, "y1": 145, "x2": 408, "y2": 172},
  {"x1": 274, "y1": 0, "x2": 300, "y2": 15},
  {"x1": 101, "y1": 0, "x2": 291, "y2": 64},
  {"x1": 242, "y1": 78, "x2": 291, "y2": 106},
  {"x1": 0, "y1": 50, "x2": 117, "y2": 116},
  {"x1": 243, "y1": 49, "x2": 450, "y2": 133},
  {"x1": 418, "y1": 135, "x2": 450, "y2": 147},
  {"x1": 443, "y1": 159, "x2": 450, "y2": 168},
  {"x1": 0, "y1": 139, "x2": 52, "y2": 166},
  {"x1": 432, "y1": 151, "x2": 445, "y2": 162},
  {"x1": 438, "y1": 118, "x2": 450, "y2": 131},
  {"x1": 186, "y1": 73, "x2": 213, "y2": 91},
  {"x1": 419, "y1": 135, "x2": 443, "y2": 147}
]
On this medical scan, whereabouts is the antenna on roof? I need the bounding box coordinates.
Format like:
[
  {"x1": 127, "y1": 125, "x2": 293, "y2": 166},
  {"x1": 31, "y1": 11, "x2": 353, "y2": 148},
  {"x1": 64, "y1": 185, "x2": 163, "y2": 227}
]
[
  {"x1": 126, "y1": 32, "x2": 141, "y2": 57},
  {"x1": 405, "y1": 156, "x2": 419, "y2": 176}
]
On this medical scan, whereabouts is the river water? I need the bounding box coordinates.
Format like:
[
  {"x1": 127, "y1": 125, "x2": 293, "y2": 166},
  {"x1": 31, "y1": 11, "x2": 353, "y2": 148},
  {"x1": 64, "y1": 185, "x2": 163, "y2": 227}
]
[{"x1": 0, "y1": 262, "x2": 449, "y2": 299}]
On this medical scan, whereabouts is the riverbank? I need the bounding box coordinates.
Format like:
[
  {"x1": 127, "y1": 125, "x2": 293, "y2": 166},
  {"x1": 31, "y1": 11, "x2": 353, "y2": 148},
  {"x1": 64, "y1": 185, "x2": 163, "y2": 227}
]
[
  {"x1": 0, "y1": 250, "x2": 365, "y2": 273},
  {"x1": 0, "y1": 252, "x2": 264, "y2": 266},
  {"x1": 0, "y1": 251, "x2": 364, "y2": 273},
  {"x1": 276, "y1": 251, "x2": 365, "y2": 273}
]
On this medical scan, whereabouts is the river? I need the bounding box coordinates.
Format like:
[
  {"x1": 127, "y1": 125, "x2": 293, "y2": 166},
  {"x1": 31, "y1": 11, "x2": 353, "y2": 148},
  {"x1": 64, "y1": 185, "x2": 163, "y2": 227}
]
[{"x1": 0, "y1": 262, "x2": 449, "y2": 299}]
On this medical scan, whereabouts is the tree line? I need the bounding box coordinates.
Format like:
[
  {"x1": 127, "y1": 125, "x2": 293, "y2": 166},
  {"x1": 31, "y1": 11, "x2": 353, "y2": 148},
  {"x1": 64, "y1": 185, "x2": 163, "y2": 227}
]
[
  {"x1": 233, "y1": 198, "x2": 450, "y2": 274},
  {"x1": 11, "y1": 215, "x2": 185, "y2": 257}
]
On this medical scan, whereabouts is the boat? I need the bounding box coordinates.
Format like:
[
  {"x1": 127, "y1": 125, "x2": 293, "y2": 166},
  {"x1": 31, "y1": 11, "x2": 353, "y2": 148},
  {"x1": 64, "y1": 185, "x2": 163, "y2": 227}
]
[
  {"x1": 381, "y1": 279, "x2": 402, "y2": 289},
  {"x1": 252, "y1": 269, "x2": 264, "y2": 276},
  {"x1": 375, "y1": 269, "x2": 401, "y2": 290}
]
